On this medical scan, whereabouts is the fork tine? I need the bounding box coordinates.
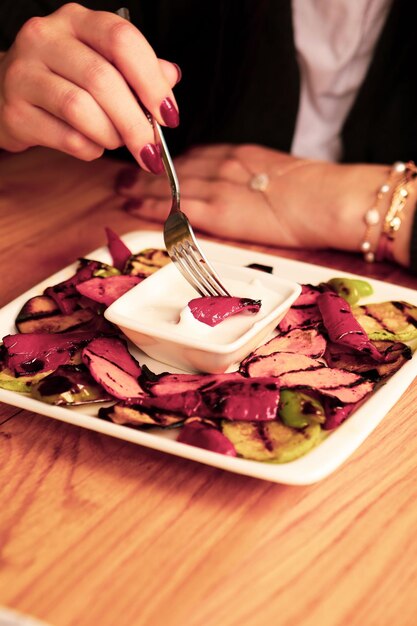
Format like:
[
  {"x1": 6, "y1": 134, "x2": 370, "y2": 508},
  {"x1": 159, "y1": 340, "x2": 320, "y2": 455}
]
[
  {"x1": 173, "y1": 244, "x2": 225, "y2": 297},
  {"x1": 171, "y1": 250, "x2": 211, "y2": 297},
  {"x1": 168, "y1": 211, "x2": 230, "y2": 296},
  {"x1": 181, "y1": 241, "x2": 230, "y2": 297}
]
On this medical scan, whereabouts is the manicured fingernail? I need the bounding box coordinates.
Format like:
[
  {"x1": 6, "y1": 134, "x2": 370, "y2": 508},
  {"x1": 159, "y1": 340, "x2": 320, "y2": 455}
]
[
  {"x1": 116, "y1": 168, "x2": 139, "y2": 190},
  {"x1": 140, "y1": 143, "x2": 164, "y2": 175},
  {"x1": 123, "y1": 198, "x2": 143, "y2": 213},
  {"x1": 173, "y1": 63, "x2": 182, "y2": 84},
  {"x1": 160, "y1": 97, "x2": 180, "y2": 128}
]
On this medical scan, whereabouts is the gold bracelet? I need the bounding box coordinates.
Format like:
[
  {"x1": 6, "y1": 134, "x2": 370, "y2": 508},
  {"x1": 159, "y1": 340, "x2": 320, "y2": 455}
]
[
  {"x1": 361, "y1": 164, "x2": 400, "y2": 262},
  {"x1": 375, "y1": 161, "x2": 417, "y2": 262}
]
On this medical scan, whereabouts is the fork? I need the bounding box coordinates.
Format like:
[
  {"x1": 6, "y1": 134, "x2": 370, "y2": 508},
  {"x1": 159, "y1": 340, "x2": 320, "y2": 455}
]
[
  {"x1": 152, "y1": 121, "x2": 231, "y2": 297},
  {"x1": 116, "y1": 7, "x2": 230, "y2": 297}
]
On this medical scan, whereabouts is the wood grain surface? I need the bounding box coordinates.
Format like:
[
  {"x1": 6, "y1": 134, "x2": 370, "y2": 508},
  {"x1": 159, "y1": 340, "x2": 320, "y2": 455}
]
[{"x1": 1, "y1": 148, "x2": 417, "y2": 626}]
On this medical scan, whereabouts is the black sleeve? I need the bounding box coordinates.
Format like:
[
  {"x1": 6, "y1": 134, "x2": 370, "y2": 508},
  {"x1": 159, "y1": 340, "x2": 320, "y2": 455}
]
[{"x1": 0, "y1": 1, "x2": 128, "y2": 49}]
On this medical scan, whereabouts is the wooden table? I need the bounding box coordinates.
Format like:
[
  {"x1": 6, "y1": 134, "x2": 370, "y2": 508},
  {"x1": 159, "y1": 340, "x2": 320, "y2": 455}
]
[{"x1": 1, "y1": 148, "x2": 417, "y2": 626}]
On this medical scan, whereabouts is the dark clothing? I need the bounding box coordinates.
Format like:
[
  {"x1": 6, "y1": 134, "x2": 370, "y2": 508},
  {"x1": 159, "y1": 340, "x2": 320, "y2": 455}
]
[{"x1": 1, "y1": 1, "x2": 417, "y2": 265}]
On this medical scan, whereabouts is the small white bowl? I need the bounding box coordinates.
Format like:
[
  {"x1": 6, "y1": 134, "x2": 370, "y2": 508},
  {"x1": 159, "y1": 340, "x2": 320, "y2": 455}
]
[{"x1": 105, "y1": 261, "x2": 301, "y2": 373}]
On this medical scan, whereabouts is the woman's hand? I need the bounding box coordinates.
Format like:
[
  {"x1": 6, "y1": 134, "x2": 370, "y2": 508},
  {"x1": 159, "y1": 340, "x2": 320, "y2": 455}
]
[
  {"x1": 116, "y1": 143, "x2": 389, "y2": 252},
  {"x1": 0, "y1": 3, "x2": 180, "y2": 172}
]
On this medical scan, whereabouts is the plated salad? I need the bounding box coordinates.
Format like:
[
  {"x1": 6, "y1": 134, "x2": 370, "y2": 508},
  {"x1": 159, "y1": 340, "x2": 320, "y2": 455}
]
[{"x1": 1, "y1": 228, "x2": 417, "y2": 464}]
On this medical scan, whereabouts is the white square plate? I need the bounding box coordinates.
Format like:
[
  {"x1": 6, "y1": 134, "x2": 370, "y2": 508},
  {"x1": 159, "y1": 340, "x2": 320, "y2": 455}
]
[{"x1": 1, "y1": 230, "x2": 417, "y2": 485}]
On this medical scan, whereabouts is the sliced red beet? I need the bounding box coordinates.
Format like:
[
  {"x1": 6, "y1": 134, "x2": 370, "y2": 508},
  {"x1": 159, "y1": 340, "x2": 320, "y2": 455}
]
[
  {"x1": 3, "y1": 331, "x2": 94, "y2": 376},
  {"x1": 76, "y1": 275, "x2": 142, "y2": 307},
  {"x1": 241, "y1": 328, "x2": 327, "y2": 369},
  {"x1": 317, "y1": 291, "x2": 387, "y2": 362},
  {"x1": 82, "y1": 336, "x2": 144, "y2": 399},
  {"x1": 105, "y1": 227, "x2": 132, "y2": 271},
  {"x1": 188, "y1": 296, "x2": 261, "y2": 327},
  {"x1": 44, "y1": 259, "x2": 106, "y2": 315},
  {"x1": 177, "y1": 420, "x2": 237, "y2": 456}
]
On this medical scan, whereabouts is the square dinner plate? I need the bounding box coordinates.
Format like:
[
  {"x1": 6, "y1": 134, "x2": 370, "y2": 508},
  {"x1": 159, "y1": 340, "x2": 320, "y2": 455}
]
[{"x1": 1, "y1": 229, "x2": 417, "y2": 485}]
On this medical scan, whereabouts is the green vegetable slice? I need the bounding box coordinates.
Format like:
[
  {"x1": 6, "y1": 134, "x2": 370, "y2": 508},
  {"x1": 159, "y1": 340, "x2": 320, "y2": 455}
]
[
  {"x1": 279, "y1": 390, "x2": 325, "y2": 429},
  {"x1": 221, "y1": 420, "x2": 323, "y2": 463},
  {"x1": 0, "y1": 368, "x2": 52, "y2": 393},
  {"x1": 327, "y1": 278, "x2": 373, "y2": 305},
  {"x1": 352, "y1": 301, "x2": 417, "y2": 341}
]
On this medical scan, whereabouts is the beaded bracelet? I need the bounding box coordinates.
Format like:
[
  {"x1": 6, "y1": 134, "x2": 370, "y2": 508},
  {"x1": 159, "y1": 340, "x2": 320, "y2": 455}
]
[
  {"x1": 361, "y1": 161, "x2": 415, "y2": 263},
  {"x1": 375, "y1": 161, "x2": 417, "y2": 262}
]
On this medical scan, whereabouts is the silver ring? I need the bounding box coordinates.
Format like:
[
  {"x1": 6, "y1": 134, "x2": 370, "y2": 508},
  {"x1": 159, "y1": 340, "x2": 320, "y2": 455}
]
[{"x1": 249, "y1": 172, "x2": 269, "y2": 192}]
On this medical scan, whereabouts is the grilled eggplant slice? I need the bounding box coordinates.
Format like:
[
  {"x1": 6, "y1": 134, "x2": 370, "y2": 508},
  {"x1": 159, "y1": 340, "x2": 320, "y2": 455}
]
[
  {"x1": 100, "y1": 403, "x2": 183, "y2": 427},
  {"x1": 31, "y1": 364, "x2": 111, "y2": 405},
  {"x1": 124, "y1": 248, "x2": 170, "y2": 277},
  {"x1": 221, "y1": 420, "x2": 322, "y2": 463},
  {"x1": 16, "y1": 295, "x2": 96, "y2": 334}
]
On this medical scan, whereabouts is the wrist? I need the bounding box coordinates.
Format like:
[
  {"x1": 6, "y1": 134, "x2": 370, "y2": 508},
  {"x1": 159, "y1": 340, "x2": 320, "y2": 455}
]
[{"x1": 326, "y1": 163, "x2": 391, "y2": 254}]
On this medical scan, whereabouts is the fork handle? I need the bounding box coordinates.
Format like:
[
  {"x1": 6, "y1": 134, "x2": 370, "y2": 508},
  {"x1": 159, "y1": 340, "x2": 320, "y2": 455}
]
[
  {"x1": 152, "y1": 119, "x2": 180, "y2": 209},
  {"x1": 116, "y1": 8, "x2": 180, "y2": 209}
]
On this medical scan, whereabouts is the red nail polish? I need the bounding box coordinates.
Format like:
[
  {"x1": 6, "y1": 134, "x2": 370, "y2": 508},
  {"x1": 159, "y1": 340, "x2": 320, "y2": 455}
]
[
  {"x1": 140, "y1": 144, "x2": 164, "y2": 175},
  {"x1": 160, "y1": 98, "x2": 180, "y2": 128}
]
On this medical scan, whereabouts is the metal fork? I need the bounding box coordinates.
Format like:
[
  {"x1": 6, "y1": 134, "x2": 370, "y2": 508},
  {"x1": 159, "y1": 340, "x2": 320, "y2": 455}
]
[
  {"x1": 152, "y1": 121, "x2": 230, "y2": 297},
  {"x1": 116, "y1": 7, "x2": 230, "y2": 297}
]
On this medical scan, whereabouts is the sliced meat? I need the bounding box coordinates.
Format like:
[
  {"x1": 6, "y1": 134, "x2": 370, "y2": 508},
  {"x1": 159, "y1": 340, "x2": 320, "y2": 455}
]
[
  {"x1": 82, "y1": 336, "x2": 144, "y2": 399},
  {"x1": 144, "y1": 371, "x2": 242, "y2": 396},
  {"x1": 241, "y1": 327, "x2": 327, "y2": 369},
  {"x1": 76, "y1": 275, "x2": 142, "y2": 307},
  {"x1": 278, "y1": 368, "x2": 374, "y2": 403},
  {"x1": 325, "y1": 339, "x2": 412, "y2": 380},
  {"x1": 138, "y1": 377, "x2": 281, "y2": 421},
  {"x1": 246, "y1": 352, "x2": 324, "y2": 378}
]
